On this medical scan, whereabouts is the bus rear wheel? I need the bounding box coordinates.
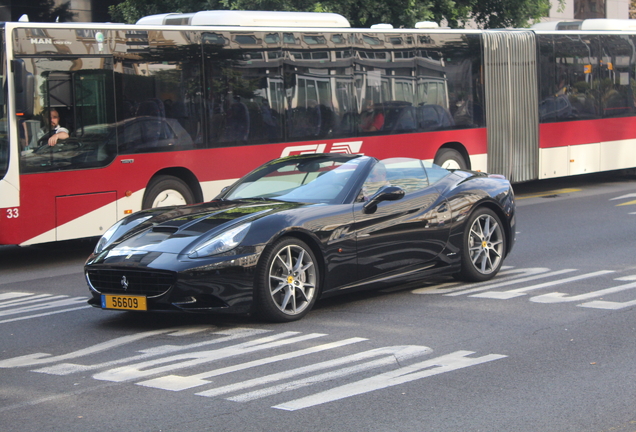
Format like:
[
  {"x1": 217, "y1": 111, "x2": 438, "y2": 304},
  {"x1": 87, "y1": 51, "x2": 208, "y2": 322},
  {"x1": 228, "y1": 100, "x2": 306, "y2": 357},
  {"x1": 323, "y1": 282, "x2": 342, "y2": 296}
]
[
  {"x1": 142, "y1": 175, "x2": 195, "y2": 209},
  {"x1": 434, "y1": 148, "x2": 468, "y2": 170}
]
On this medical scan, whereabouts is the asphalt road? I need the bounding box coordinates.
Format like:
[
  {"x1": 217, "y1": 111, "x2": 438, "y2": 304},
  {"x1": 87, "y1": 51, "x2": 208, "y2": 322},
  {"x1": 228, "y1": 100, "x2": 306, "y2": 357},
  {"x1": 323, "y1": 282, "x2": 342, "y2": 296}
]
[{"x1": 1, "y1": 171, "x2": 636, "y2": 432}]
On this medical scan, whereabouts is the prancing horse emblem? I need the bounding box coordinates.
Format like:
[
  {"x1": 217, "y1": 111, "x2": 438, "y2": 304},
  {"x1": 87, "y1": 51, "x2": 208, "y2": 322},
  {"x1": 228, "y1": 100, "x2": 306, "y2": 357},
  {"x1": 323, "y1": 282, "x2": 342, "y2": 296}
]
[{"x1": 121, "y1": 276, "x2": 129, "y2": 291}]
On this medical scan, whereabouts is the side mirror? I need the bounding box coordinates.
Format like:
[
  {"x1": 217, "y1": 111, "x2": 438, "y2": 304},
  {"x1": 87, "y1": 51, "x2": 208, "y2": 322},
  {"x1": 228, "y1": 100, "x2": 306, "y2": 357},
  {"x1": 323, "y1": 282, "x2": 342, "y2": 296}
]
[
  {"x1": 363, "y1": 186, "x2": 405, "y2": 214},
  {"x1": 12, "y1": 59, "x2": 34, "y2": 117}
]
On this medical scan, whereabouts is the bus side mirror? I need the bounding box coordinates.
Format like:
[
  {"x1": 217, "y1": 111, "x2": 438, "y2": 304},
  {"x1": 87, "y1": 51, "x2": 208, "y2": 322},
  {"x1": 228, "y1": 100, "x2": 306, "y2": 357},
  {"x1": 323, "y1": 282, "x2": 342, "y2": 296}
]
[{"x1": 12, "y1": 59, "x2": 34, "y2": 117}]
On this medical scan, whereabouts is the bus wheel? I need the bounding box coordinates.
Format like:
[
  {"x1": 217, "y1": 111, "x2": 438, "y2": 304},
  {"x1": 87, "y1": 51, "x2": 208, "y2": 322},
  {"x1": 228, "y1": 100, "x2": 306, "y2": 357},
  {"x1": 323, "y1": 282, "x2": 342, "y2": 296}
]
[
  {"x1": 142, "y1": 176, "x2": 195, "y2": 209},
  {"x1": 434, "y1": 148, "x2": 468, "y2": 170}
]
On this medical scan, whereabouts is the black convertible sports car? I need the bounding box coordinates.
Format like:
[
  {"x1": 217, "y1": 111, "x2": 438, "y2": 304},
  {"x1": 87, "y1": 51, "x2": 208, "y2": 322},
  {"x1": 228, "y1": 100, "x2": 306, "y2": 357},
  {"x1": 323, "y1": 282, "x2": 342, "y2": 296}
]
[{"x1": 85, "y1": 153, "x2": 515, "y2": 322}]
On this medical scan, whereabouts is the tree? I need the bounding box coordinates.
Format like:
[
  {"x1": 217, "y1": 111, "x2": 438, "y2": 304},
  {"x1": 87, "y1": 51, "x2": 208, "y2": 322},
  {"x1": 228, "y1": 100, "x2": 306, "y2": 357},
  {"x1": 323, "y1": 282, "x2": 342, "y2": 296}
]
[
  {"x1": 13, "y1": 0, "x2": 76, "y2": 22},
  {"x1": 451, "y1": 0, "x2": 552, "y2": 28},
  {"x1": 108, "y1": 0, "x2": 558, "y2": 29},
  {"x1": 109, "y1": 0, "x2": 215, "y2": 23}
]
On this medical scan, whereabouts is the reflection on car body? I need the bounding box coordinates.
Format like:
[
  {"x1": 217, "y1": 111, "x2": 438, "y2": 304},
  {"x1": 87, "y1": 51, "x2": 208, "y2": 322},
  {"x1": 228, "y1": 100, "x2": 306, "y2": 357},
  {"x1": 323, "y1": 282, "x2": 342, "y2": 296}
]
[{"x1": 85, "y1": 153, "x2": 515, "y2": 322}]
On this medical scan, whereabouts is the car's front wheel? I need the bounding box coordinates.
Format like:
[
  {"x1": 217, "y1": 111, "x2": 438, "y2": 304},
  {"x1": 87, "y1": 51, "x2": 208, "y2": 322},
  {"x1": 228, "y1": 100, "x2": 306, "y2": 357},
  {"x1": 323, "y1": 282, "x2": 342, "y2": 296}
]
[
  {"x1": 458, "y1": 207, "x2": 506, "y2": 282},
  {"x1": 256, "y1": 238, "x2": 319, "y2": 322}
]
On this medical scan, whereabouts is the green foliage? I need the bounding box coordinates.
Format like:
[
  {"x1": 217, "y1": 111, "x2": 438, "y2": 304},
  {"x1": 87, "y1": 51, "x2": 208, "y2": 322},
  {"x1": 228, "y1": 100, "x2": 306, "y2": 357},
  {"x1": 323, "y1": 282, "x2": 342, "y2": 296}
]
[
  {"x1": 108, "y1": 0, "x2": 560, "y2": 28},
  {"x1": 13, "y1": 0, "x2": 76, "y2": 22},
  {"x1": 109, "y1": 0, "x2": 217, "y2": 23}
]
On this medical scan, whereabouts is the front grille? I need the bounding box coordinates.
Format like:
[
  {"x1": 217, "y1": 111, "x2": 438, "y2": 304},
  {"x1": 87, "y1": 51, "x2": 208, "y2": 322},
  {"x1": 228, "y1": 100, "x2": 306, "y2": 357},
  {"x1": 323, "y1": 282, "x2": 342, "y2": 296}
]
[{"x1": 86, "y1": 268, "x2": 176, "y2": 297}]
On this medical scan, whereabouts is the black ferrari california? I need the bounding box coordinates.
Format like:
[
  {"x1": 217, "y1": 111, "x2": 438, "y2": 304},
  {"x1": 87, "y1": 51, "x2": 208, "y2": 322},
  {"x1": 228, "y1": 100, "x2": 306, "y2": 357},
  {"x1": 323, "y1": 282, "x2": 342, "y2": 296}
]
[{"x1": 85, "y1": 153, "x2": 515, "y2": 322}]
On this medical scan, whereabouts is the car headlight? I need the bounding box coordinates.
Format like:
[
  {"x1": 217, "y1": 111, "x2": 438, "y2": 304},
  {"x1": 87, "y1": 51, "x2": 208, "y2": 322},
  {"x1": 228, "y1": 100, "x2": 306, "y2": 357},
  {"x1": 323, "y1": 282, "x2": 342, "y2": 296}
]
[
  {"x1": 188, "y1": 223, "x2": 251, "y2": 258},
  {"x1": 94, "y1": 214, "x2": 154, "y2": 254}
]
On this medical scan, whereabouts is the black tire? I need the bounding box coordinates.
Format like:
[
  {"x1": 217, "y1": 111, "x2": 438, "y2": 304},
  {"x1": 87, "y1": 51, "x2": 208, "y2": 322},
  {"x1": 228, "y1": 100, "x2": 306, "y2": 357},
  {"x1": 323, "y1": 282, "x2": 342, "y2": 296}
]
[
  {"x1": 457, "y1": 207, "x2": 506, "y2": 282},
  {"x1": 255, "y1": 238, "x2": 320, "y2": 322},
  {"x1": 434, "y1": 148, "x2": 468, "y2": 170},
  {"x1": 142, "y1": 175, "x2": 195, "y2": 209}
]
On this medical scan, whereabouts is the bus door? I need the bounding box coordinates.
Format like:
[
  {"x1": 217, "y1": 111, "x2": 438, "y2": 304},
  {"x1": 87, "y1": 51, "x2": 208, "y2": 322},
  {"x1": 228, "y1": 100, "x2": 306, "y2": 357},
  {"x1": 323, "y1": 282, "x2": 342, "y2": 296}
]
[{"x1": 17, "y1": 56, "x2": 118, "y2": 242}]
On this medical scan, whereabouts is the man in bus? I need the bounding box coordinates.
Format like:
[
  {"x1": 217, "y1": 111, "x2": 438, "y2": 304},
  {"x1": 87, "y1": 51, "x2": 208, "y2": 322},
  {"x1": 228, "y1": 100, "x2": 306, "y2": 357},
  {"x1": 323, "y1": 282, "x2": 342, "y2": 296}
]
[
  {"x1": 360, "y1": 100, "x2": 384, "y2": 132},
  {"x1": 40, "y1": 108, "x2": 69, "y2": 146}
]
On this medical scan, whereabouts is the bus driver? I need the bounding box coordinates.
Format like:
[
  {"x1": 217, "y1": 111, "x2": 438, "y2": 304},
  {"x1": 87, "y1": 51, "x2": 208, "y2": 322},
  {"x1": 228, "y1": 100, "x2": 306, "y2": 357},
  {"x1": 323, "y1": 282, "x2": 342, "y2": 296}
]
[{"x1": 39, "y1": 108, "x2": 70, "y2": 146}]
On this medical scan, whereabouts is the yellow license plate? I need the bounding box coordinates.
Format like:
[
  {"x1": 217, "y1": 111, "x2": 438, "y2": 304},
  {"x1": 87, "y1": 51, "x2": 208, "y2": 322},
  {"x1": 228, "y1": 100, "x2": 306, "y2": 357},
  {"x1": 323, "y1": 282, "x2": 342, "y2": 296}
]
[{"x1": 101, "y1": 294, "x2": 147, "y2": 311}]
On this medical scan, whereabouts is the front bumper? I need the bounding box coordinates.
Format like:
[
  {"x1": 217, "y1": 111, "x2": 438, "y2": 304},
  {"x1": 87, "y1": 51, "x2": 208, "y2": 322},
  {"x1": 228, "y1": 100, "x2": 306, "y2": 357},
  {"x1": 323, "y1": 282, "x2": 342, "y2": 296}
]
[{"x1": 85, "y1": 250, "x2": 261, "y2": 314}]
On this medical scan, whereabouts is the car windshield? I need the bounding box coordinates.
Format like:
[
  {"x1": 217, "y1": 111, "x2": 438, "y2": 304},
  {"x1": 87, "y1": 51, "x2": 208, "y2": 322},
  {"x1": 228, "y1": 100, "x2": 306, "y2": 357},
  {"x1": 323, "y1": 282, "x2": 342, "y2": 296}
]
[{"x1": 225, "y1": 156, "x2": 366, "y2": 203}]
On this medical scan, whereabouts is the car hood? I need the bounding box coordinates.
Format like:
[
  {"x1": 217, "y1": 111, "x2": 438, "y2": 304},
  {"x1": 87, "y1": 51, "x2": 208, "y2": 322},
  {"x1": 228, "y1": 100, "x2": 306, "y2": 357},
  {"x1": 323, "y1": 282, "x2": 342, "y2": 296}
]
[{"x1": 104, "y1": 199, "x2": 304, "y2": 256}]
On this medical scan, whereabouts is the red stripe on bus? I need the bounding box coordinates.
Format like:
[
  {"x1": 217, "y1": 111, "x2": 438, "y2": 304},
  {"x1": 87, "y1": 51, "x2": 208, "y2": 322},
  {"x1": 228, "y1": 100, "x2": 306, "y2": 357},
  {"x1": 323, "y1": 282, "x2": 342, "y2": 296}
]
[{"x1": 540, "y1": 117, "x2": 636, "y2": 148}]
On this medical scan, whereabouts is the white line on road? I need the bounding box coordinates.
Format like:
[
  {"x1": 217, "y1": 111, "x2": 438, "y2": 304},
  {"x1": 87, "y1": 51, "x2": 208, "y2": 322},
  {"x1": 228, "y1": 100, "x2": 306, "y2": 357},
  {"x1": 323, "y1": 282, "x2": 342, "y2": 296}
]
[
  {"x1": 138, "y1": 337, "x2": 368, "y2": 391},
  {"x1": 273, "y1": 351, "x2": 507, "y2": 411},
  {"x1": 0, "y1": 305, "x2": 92, "y2": 324},
  {"x1": 531, "y1": 280, "x2": 636, "y2": 304},
  {"x1": 196, "y1": 345, "x2": 432, "y2": 399},
  {"x1": 33, "y1": 328, "x2": 269, "y2": 375},
  {"x1": 471, "y1": 270, "x2": 614, "y2": 299},
  {"x1": 93, "y1": 332, "x2": 326, "y2": 383}
]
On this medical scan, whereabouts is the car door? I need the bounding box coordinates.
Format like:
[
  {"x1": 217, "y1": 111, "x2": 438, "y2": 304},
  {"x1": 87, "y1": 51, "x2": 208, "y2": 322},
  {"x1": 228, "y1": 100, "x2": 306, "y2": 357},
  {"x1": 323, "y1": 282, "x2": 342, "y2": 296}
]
[{"x1": 352, "y1": 158, "x2": 451, "y2": 284}]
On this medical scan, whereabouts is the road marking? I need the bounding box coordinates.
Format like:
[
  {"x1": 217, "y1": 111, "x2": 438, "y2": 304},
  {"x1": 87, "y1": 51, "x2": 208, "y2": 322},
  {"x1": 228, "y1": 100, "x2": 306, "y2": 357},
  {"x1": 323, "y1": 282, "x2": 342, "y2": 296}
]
[
  {"x1": 412, "y1": 267, "x2": 552, "y2": 296},
  {"x1": 2, "y1": 323, "x2": 506, "y2": 411},
  {"x1": 196, "y1": 345, "x2": 432, "y2": 399},
  {"x1": 0, "y1": 306, "x2": 92, "y2": 324},
  {"x1": 0, "y1": 327, "x2": 220, "y2": 368},
  {"x1": 579, "y1": 298, "x2": 636, "y2": 310},
  {"x1": 616, "y1": 200, "x2": 636, "y2": 206},
  {"x1": 273, "y1": 351, "x2": 507, "y2": 411},
  {"x1": 448, "y1": 268, "x2": 577, "y2": 297},
  {"x1": 515, "y1": 188, "x2": 581, "y2": 200},
  {"x1": 413, "y1": 266, "x2": 636, "y2": 311},
  {"x1": 93, "y1": 331, "x2": 326, "y2": 382},
  {"x1": 610, "y1": 193, "x2": 636, "y2": 200},
  {"x1": 228, "y1": 346, "x2": 432, "y2": 403},
  {"x1": 610, "y1": 193, "x2": 636, "y2": 206},
  {"x1": 0, "y1": 292, "x2": 91, "y2": 324},
  {"x1": 472, "y1": 270, "x2": 614, "y2": 299},
  {"x1": 0, "y1": 292, "x2": 37, "y2": 302},
  {"x1": 530, "y1": 279, "x2": 636, "y2": 304},
  {"x1": 0, "y1": 296, "x2": 87, "y2": 316},
  {"x1": 34, "y1": 328, "x2": 270, "y2": 375},
  {"x1": 138, "y1": 337, "x2": 367, "y2": 391}
]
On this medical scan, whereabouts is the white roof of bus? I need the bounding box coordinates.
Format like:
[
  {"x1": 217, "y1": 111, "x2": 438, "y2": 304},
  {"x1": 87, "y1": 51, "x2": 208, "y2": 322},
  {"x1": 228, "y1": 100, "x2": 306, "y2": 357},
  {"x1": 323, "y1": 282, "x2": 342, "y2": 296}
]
[
  {"x1": 531, "y1": 18, "x2": 636, "y2": 31},
  {"x1": 136, "y1": 10, "x2": 351, "y2": 28}
]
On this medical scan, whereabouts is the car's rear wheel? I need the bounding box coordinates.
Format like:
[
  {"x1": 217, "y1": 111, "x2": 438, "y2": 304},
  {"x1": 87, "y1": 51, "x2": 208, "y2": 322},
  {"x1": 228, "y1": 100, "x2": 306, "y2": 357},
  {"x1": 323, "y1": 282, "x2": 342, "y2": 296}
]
[
  {"x1": 458, "y1": 207, "x2": 505, "y2": 282},
  {"x1": 256, "y1": 238, "x2": 319, "y2": 322},
  {"x1": 142, "y1": 175, "x2": 195, "y2": 209}
]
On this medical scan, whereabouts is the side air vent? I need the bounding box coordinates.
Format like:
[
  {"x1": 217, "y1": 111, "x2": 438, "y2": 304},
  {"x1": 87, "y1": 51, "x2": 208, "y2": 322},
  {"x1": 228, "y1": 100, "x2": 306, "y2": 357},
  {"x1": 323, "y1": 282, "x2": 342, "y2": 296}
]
[{"x1": 152, "y1": 226, "x2": 179, "y2": 233}]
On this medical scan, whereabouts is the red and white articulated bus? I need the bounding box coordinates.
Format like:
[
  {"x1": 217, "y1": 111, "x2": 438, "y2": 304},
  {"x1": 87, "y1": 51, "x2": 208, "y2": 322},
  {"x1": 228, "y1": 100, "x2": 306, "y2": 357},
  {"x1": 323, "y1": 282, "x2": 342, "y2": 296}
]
[{"x1": 1, "y1": 11, "x2": 635, "y2": 246}]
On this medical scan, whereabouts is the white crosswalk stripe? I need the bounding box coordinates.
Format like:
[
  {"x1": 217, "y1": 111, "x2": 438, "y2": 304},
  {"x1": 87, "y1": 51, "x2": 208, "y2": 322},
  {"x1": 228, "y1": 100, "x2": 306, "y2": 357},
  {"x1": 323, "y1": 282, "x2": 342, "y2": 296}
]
[
  {"x1": 0, "y1": 326, "x2": 505, "y2": 411},
  {"x1": 0, "y1": 292, "x2": 90, "y2": 324}
]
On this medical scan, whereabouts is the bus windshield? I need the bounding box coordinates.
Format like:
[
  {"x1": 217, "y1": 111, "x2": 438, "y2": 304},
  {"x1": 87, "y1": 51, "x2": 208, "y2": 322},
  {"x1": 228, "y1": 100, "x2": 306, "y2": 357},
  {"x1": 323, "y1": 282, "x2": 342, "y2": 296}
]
[{"x1": 0, "y1": 31, "x2": 7, "y2": 180}]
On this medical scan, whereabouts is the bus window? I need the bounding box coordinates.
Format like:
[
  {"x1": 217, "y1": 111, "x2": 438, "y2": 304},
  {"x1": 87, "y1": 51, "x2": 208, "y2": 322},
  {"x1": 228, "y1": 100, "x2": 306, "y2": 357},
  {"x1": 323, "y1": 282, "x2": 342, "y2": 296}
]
[
  {"x1": 20, "y1": 58, "x2": 117, "y2": 173},
  {"x1": 285, "y1": 31, "x2": 354, "y2": 140},
  {"x1": 539, "y1": 34, "x2": 601, "y2": 122},
  {"x1": 115, "y1": 33, "x2": 202, "y2": 153},
  {"x1": 204, "y1": 30, "x2": 283, "y2": 146},
  {"x1": 599, "y1": 35, "x2": 636, "y2": 118}
]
